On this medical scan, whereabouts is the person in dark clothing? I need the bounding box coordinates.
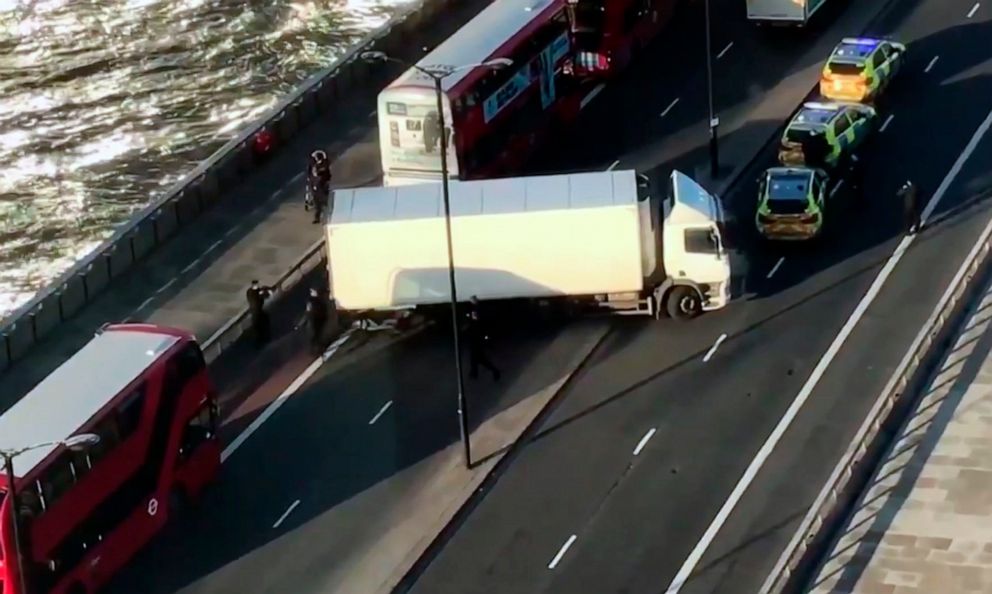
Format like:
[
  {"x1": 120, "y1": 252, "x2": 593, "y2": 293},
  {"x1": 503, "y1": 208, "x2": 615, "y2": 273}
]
[
  {"x1": 464, "y1": 297, "x2": 500, "y2": 381},
  {"x1": 846, "y1": 154, "x2": 864, "y2": 198},
  {"x1": 304, "y1": 288, "x2": 329, "y2": 355},
  {"x1": 898, "y1": 180, "x2": 921, "y2": 234},
  {"x1": 423, "y1": 112, "x2": 440, "y2": 153},
  {"x1": 246, "y1": 280, "x2": 274, "y2": 346},
  {"x1": 306, "y1": 150, "x2": 332, "y2": 224},
  {"x1": 801, "y1": 131, "x2": 831, "y2": 170}
]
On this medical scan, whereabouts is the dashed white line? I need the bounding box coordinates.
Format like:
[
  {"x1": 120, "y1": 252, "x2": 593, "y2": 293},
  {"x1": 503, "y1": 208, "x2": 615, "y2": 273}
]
[
  {"x1": 607, "y1": 160, "x2": 620, "y2": 171},
  {"x1": 633, "y1": 428, "x2": 657, "y2": 457},
  {"x1": 967, "y1": 2, "x2": 980, "y2": 18},
  {"x1": 829, "y1": 179, "x2": 845, "y2": 199},
  {"x1": 155, "y1": 278, "x2": 176, "y2": 295},
  {"x1": 204, "y1": 239, "x2": 223, "y2": 253},
  {"x1": 661, "y1": 97, "x2": 680, "y2": 117},
  {"x1": 272, "y1": 499, "x2": 300, "y2": 528},
  {"x1": 767, "y1": 257, "x2": 785, "y2": 279},
  {"x1": 924, "y1": 55, "x2": 940, "y2": 73},
  {"x1": 133, "y1": 296, "x2": 155, "y2": 315},
  {"x1": 222, "y1": 331, "x2": 353, "y2": 461},
  {"x1": 717, "y1": 41, "x2": 734, "y2": 60},
  {"x1": 368, "y1": 109, "x2": 377, "y2": 118},
  {"x1": 703, "y1": 334, "x2": 727, "y2": 363},
  {"x1": 179, "y1": 258, "x2": 201, "y2": 275},
  {"x1": 368, "y1": 400, "x2": 393, "y2": 425},
  {"x1": 663, "y1": 105, "x2": 992, "y2": 594},
  {"x1": 580, "y1": 83, "x2": 606, "y2": 110},
  {"x1": 548, "y1": 534, "x2": 578, "y2": 569},
  {"x1": 879, "y1": 114, "x2": 895, "y2": 133}
]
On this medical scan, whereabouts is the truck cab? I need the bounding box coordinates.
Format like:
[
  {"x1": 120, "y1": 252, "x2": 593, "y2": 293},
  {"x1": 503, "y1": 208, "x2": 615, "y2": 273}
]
[{"x1": 653, "y1": 171, "x2": 732, "y2": 318}]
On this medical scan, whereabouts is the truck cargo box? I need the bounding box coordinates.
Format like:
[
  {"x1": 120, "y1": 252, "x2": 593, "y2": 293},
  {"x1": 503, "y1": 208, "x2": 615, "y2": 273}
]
[{"x1": 325, "y1": 170, "x2": 654, "y2": 311}]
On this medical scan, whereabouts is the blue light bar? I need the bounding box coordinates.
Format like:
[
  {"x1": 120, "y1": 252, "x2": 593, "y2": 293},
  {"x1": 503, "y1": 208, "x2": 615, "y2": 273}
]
[{"x1": 842, "y1": 37, "x2": 880, "y2": 46}]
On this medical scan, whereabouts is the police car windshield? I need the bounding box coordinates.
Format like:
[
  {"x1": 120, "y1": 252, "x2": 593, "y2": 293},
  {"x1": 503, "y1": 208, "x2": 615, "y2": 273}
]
[
  {"x1": 767, "y1": 174, "x2": 812, "y2": 214},
  {"x1": 828, "y1": 60, "x2": 865, "y2": 75}
]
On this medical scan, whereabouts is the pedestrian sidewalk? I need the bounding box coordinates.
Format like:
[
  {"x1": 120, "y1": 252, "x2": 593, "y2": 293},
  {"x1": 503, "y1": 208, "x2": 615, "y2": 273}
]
[{"x1": 807, "y1": 275, "x2": 992, "y2": 594}]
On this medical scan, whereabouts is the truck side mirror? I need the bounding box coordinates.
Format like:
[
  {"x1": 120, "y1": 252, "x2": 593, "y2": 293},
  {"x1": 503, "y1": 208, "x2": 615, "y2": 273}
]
[{"x1": 637, "y1": 173, "x2": 650, "y2": 188}]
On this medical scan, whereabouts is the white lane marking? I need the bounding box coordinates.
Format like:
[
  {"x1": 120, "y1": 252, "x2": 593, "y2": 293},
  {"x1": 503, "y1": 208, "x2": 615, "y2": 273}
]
[
  {"x1": 829, "y1": 179, "x2": 845, "y2": 199},
  {"x1": 580, "y1": 83, "x2": 606, "y2": 110},
  {"x1": 548, "y1": 534, "x2": 578, "y2": 569},
  {"x1": 702, "y1": 333, "x2": 727, "y2": 363},
  {"x1": 767, "y1": 257, "x2": 785, "y2": 280},
  {"x1": 967, "y1": 2, "x2": 980, "y2": 18},
  {"x1": 272, "y1": 499, "x2": 300, "y2": 528},
  {"x1": 204, "y1": 239, "x2": 223, "y2": 254},
  {"x1": 133, "y1": 296, "x2": 155, "y2": 314},
  {"x1": 368, "y1": 400, "x2": 393, "y2": 425},
  {"x1": 924, "y1": 55, "x2": 940, "y2": 73},
  {"x1": 663, "y1": 106, "x2": 992, "y2": 594},
  {"x1": 368, "y1": 109, "x2": 377, "y2": 118},
  {"x1": 660, "y1": 97, "x2": 680, "y2": 117},
  {"x1": 717, "y1": 41, "x2": 734, "y2": 60},
  {"x1": 155, "y1": 278, "x2": 176, "y2": 295},
  {"x1": 607, "y1": 160, "x2": 620, "y2": 171},
  {"x1": 633, "y1": 428, "x2": 657, "y2": 457},
  {"x1": 222, "y1": 331, "x2": 353, "y2": 462},
  {"x1": 179, "y1": 258, "x2": 201, "y2": 275},
  {"x1": 879, "y1": 114, "x2": 895, "y2": 133}
]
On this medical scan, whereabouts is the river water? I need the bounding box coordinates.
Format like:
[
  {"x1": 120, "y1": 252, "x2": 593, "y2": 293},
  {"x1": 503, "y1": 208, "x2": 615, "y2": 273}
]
[{"x1": 0, "y1": 0, "x2": 411, "y2": 322}]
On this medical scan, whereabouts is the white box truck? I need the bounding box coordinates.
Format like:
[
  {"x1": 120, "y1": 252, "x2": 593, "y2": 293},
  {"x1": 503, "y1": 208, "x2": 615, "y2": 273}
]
[
  {"x1": 324, "y1": 169, "x2": 731, "y2": 320},
  {"x1": 746, "y1": 0, "x2": 830, "y2": 26}
]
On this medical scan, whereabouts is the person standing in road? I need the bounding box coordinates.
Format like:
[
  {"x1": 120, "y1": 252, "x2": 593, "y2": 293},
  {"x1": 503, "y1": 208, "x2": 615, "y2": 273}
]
[
  {"x1": 246, "y1": 280, "x2": 274, "y2": 347},
  {"x1": 464, "y1": 296, "x2": 500, "y2": 382},
  {"x1": 307, "y1": 149, "x2": 332, "y2": 224},
  {"x1": 304, "y1": 287, "x2": 329, "y2": 355},
  {"x1": 898, "y1": 180, "x2": 921, "y2": 234},
  {"x1": 847, "y1": 154, "x2": 864, "y2": 198}
]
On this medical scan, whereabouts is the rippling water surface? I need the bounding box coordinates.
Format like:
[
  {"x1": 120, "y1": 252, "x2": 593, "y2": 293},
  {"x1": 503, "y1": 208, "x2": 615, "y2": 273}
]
[{"x1": 0, "y1": 0, "x2": 411, "y2": 321}]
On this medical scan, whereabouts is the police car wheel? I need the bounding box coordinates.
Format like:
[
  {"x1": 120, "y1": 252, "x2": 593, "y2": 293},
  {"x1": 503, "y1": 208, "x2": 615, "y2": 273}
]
[{"x1": 667, "y1": 286, "x2": 702, "y2": 320}]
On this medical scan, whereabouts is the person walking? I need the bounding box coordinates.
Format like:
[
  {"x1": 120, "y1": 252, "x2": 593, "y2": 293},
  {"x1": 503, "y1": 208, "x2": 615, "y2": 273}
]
[
  {"x1": 464, "y1": 297, "x2": 500, "y2": 382},
  {"x1": 898, "y1": 180, "x2": 921, "y2": 234},
  {"x1": 307, "y1": 149, "x2": 332, "y2": 224},
  {"x1": 304, "y1": 287, "x2": 329, "y2": 355},
  {"x1": 246, "y1": 280, "x2": 274, "y2": 347}
]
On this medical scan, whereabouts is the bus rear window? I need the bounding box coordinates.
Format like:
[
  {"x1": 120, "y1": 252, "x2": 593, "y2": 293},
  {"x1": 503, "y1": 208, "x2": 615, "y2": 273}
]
[{"x1": 828, "y1": 61, "x2": 865, "y2": 76}]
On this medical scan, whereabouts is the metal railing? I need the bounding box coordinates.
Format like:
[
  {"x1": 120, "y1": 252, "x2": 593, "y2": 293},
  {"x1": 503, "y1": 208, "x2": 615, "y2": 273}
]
[
  {"x1": 200, "y1": 239, "x2": 327, "y2": 363},
  {"x1": 760, "y1": 210, "x2": 992, "y2": 593},
  {"x1": 0, "y1": 0, "x2": 462, "y2": 374}
]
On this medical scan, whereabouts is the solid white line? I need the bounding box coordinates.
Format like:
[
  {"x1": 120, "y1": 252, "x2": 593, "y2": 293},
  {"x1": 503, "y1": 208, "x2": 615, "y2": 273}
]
[
  {"x1": 767, "y1": 257, "x2": 785, "y2": 279},
  {"x1": 607, "y1": 160, "x2": 620, "y2": 171},
  {"x1": 179, "y1": 258, "x2": 201, "y2": 275},
  {"x1": 633, "y1": 428, "x2": 657, "y2": 456},
  {"x1": 702, "y1": 334, "x2": 727, "y2": 362},
  {"x1": 221, "y1": 331, "x2": 353, "y2": 462},
  {"x1": 663, "y1": 106, "x2": 992, "y2": 594},
  {"x1": 717, "y1": 41, "x2": 734, "y2": 60},
  {"x1": 580, "y1": 83, "x2": 606, "y2": 110},
  {"x1": 272, "y1": 499, "x2": 300, "y2": 528},
  {"x1": 155, "y1": 278, "x2": 176, "y2": 294},
  {"x1": 660, "y1": 97, "x2": 680, "y2": 117},
  {"x1": 829, "y1": 179, "x2": 845, "y2": 199},
  {"x1": 879, "y1": 114, "x2": 895, "y2": 132},
  {"x1": 548, "y1": 534, "x2": 578, "y2": 569},
  {"x1": 368, "y1": 400, "x2": 393, "y2": 425},
  {"x1": 967, "y1": 2, "x2": 979, "y2": 18},
  {"x1": 924, "y1": 55, "x2": 939, "y2": 73}
]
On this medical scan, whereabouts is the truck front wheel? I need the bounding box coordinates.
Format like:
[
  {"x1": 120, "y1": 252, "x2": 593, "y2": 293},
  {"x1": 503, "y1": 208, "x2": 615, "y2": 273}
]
[{"x1": 666, "y1": 286, "x2": 702, "y2": 320}]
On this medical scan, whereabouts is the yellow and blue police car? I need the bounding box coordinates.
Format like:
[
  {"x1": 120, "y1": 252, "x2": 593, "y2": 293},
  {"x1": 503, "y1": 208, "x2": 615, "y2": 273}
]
[
  {"x1": 755, "y1": 167, "x2": 833, "y2": 241},
  {"x1": 778, "y1": 101, "x2": 878, "y2": 169},
  {"x1": 819, "y1": 37, "x2": 907, "y2": 103}
]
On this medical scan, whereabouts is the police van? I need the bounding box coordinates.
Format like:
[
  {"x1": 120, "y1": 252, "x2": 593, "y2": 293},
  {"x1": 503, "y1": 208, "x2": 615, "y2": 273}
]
[{"x1": 747, "y1": 0, "x2": 830, "y2": 26}]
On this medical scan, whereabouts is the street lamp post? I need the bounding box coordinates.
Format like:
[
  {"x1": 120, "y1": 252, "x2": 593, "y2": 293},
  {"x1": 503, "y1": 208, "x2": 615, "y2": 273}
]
[
  {"x1": 704, "y1": 0, "x2": 719, "y2": 178},
  {"x1": 2, "y1": 434, "x2": 101, "y2": 594},
  {"x1": 360, "y1": 52, "x2": 512, "y2": 468}
]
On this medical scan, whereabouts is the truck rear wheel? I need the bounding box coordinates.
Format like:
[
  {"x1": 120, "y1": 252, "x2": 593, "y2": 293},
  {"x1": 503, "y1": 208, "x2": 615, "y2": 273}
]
[{"x1": 666, "y1": 286, "x2": 702, "y2": 320}]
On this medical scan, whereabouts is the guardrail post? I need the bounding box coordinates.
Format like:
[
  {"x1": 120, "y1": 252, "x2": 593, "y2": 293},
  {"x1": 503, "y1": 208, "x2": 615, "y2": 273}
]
[
  {"x1": 30, "y1": 311, "x2": 38, "y2": 341},
  {"x1": 57, "y1": 288, "x2": 65, "y2": 321},
  {"x1": 129, "y1": 234, "x2": 137, "y2": 262},
  {"x1": 3, "y1": 332, "x2": 10, "y2": 364},
  {"x1": 105, "y1": 252, "x2": 113, "y2": 279},
  {"x1": 81, "y1": 269, "x2": 90, "y2": 301}
]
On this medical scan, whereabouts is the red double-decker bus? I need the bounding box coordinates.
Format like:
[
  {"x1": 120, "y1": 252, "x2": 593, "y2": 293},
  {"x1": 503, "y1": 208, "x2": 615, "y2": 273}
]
[
  {"x1": 0, "y1": 323, "x2": 220, "y2": 594},
  {"x1": 565, "y1": 0, "x2": 687, "y2": 77},
  {"x1": 378, "y1": 0, "x2": 599, "y2": 186}
]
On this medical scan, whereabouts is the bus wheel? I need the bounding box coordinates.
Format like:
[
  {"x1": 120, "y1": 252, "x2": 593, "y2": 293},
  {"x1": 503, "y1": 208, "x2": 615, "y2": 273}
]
[{"x1": 666, "y1": 286, "x2": 702, "y2": 320}]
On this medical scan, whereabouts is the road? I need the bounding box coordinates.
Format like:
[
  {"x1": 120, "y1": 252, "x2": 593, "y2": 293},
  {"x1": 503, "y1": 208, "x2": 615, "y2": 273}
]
[{"x1": 402, "y1": 1, "x2": 992, "y2": 594}]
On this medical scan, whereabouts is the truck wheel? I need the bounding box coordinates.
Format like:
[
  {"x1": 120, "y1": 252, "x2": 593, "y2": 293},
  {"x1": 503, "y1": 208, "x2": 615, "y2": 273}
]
[{"x1": 666, "y1": 286, "x2": 702, "y2": 320}]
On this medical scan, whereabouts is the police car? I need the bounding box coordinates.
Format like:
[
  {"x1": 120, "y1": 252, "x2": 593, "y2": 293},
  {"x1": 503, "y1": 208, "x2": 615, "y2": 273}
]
[
  {"x1": 819, "y1": 37, "x2": 907, "y2": 103},
  {"x1": 778, "y1": 101, "x2": 878, "y2": 169},
  {"x1": 755, "y1": 167, "x2": 832, "y2": 241}
]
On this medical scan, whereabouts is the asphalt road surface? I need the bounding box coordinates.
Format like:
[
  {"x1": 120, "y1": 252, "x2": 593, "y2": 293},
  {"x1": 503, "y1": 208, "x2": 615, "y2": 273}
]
[{"x1": 403, "y1": 1, "x2": 992, "y2": 593}]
